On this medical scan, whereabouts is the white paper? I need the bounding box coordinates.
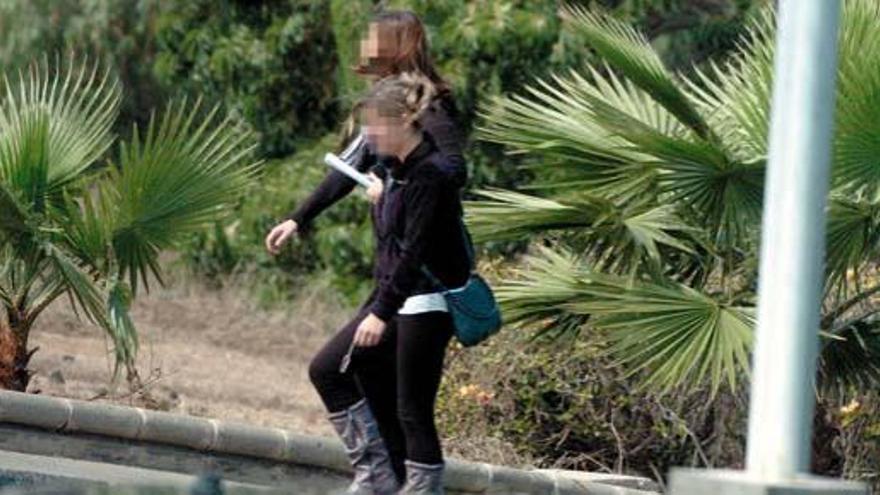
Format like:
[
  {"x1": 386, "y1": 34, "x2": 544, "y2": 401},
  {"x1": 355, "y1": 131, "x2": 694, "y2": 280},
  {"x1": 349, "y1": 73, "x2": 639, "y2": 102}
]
[{"x1": 324, "y1": 152, "x2": 375, "y2": 189}]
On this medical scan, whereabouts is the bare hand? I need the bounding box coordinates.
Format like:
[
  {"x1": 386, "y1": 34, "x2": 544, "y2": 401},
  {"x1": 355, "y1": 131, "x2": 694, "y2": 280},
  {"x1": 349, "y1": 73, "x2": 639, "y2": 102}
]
[
  {"x1": 365, "y1": 172, "x2": 383, "y2": 204},
  {"x1": 353, "y1": 313, "x2": 387, "y2": 347},
  {"x1": 265, "y1": 219, "x2": 298, "y2": 255}
]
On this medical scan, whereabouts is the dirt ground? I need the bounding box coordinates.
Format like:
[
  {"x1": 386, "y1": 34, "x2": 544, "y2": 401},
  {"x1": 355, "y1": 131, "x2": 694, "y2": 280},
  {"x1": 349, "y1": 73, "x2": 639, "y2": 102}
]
[{"x1": 26, "y1": 272, "x2": 351, "y2": 439}]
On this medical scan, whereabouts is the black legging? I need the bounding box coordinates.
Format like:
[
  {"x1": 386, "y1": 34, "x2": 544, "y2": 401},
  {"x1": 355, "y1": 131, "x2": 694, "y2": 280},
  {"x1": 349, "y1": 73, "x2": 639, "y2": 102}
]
[{"x1": 308, "y1": 290, "x2": 454, "y2": 479}]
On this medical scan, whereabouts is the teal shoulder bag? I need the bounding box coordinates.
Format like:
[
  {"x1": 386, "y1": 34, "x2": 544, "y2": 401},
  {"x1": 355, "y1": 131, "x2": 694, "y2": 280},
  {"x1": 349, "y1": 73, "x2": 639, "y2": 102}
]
[{"x1": 408, "y1": 219, "x2": 503, "y2": 347}]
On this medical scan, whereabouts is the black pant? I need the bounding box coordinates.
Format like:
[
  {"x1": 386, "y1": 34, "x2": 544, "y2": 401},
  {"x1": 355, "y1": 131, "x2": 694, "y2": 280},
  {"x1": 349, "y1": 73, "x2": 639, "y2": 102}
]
[{"x1": 308, "y1": 290, "x2": 454, "y2": 480}]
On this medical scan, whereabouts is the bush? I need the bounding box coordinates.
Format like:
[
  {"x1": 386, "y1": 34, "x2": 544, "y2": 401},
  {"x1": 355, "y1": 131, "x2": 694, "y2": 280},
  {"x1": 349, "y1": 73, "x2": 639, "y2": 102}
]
[
  {"x1": 437, "y1": 326, "x2": 746, "y2": 480},
  {"x1": 0, "y1": 0, "x2": 166, "y2": 137},
  {"x1": 821, "y1": 393, "x2": 880, "y2": 491},
  {"x1": 374, "y1": 0, "x2": 573, "y2": 190},
  {"x1": 329, "y1": 0, "x2": 372, "y2": 106},
  {"x1": 182, "y1": 133, "x2": 375, "y2": 306},
  {"x1": 153, "y1": 1, "x2": 340, "y2": 157},
  {"x1": 438, "y1": 320, "x2": 880, "y2": 488}
]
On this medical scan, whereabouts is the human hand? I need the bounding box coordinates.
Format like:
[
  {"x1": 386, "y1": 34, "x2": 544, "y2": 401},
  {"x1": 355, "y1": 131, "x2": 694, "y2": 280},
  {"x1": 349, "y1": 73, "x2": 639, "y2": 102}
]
[
  {"x1": 353, "y1": 313, "x2": 387, "y2": 347},
  {"x1": 265, "y1": 219, "x2": 298, "y2": 255},
  {"x1": 366, "y1": 172, "x2": 383, "y2": 204}
]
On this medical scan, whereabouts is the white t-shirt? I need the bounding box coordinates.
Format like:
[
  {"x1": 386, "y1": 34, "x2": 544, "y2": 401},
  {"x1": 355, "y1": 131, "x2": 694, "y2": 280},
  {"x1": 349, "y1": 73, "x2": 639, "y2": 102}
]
[{"x1": 399, "y1": 292, "x2": 448, "y2": 315}]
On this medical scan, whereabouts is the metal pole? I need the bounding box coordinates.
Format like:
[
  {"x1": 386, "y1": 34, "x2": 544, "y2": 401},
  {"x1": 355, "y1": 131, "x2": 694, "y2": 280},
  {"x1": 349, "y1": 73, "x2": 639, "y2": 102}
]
[{"x1": 746, "y1": 0, "x2": 841, "y2": 480}]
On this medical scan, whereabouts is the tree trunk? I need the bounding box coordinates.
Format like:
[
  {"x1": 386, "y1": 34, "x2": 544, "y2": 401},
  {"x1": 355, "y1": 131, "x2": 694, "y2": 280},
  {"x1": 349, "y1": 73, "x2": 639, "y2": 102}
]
[{"x1": 0, "y1": 317, "x2": 35, "y2": 392}]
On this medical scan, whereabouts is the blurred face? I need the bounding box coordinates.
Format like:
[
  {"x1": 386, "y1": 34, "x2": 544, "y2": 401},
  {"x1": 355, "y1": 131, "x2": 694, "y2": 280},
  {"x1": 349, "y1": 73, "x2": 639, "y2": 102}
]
[
  {"x1": 359, "y1": 23, "x2": 394, "y2": 78},
  {"x1": 362, "y1": 106, "x2": 407, "y2": 156}
]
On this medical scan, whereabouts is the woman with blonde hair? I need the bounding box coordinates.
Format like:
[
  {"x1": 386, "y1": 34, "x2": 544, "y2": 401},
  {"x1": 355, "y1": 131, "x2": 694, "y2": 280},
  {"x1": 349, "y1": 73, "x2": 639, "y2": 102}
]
[{"x1": 265, "y1": 11, "x2": 467, "y2": 495}]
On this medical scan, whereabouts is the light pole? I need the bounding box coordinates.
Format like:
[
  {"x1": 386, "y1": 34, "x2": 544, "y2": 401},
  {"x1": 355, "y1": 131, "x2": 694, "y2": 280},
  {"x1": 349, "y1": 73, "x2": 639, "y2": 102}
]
[{"x1": 670, "y1": 1, "x2": 866, "y2": 493}]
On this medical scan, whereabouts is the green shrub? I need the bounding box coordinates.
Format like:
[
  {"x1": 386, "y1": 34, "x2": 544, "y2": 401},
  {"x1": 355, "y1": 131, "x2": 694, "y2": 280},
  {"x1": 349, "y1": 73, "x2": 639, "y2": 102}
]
[
  {"x1": 329, "y1": 0, "x2": 372, "y2": 106},
  {"x1": 0, "y1": 0, "x2": 166, "y2": 136},
  {"x1": 153, "y1": 0, "x2": 340, "y2": 157},
  {"x1": 182, "y1": 134, "x2": 375, "y2": 306},
  {"x1": 370, "y1": 0, "x2": 570, "y2": 190}
]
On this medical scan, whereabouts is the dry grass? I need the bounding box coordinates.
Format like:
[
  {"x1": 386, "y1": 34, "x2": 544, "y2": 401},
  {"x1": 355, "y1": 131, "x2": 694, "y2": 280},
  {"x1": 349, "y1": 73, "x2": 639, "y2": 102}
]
[
  {"x1": 23, "y1": 254, "x2": 525, "y2": 467},
  {"x1": 26, "y1": 260, "x2": 351, "y2": 438}
]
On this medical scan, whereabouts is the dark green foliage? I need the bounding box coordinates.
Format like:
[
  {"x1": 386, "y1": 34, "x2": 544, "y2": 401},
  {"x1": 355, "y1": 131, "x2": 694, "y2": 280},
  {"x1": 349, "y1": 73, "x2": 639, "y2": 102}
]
[
  {"x1": 185, "y1": 134, "x2": 375, "y2": 305},
  {"x1": 329, "y1": 0, "x2": 373, "y2": 106},
  {"x1": 384, "y1": 0, "x2": 572, "y2": 189},
  {"x1": 603, "y1": 0, "x2": 766, "y2": 71},
  {"x1": 0, "y1": 0, "x2": 166, "y2": 138},
  {"x1": 153, "y1": 1, "x2": 340, "y2": 157},
  {"x1": 0, "y1": 0, "x2": 760, "y2": 296}
]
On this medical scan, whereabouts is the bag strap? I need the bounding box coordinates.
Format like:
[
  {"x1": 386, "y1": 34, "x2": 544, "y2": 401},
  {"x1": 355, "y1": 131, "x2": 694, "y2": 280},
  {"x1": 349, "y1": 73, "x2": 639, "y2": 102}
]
[
  {"x1": 389, "y1": 230, "x2": 463, "y2": 293},
  {"x1": 459, "y1": 215, "x2": 476, "y2": 270}
]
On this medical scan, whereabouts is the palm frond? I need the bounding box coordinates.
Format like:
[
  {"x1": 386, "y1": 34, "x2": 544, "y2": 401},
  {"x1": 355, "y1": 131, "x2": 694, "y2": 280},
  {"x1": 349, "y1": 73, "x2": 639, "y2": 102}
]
[
  {"x1": 42, "y1": 241, "x2": 139, "y2": 373},
  {"x1": 478, "y1": 83, "x2": 646, "y2": 198},
  {"x1": 60, "y1": 184, "x2": 113, "y2": 275},
  {"x1": 497, "y1": 247, "x2": 754, "y2": 393},
  {"x1": 825, "y1": 195, "x2": 880, "y2": 292},
  {"x1": 561, "y1": 4, "x2": 711, "y2": 139},
  {"x1": 42, "y1": 241, "x2": 108, "y2": 329},
  {"x1": 0, "y1": 103, "x2": 51, "y2": 213},
  {"x1": 466, "y1": 189, "x2": 697, "y2": 275},
  {"x1": 109, "y1": 98, "x2": 260, "y2": 293},
  {"x1": 479, "y1": 62, "x2": 706, "y2": 200},
  {"x1": 819, "y1": 316, "x2": 880, "y2": 391},
  {"x1": 685, "y1": 8, "x2": 774, "y2": 162},
  {"x1": 831, "y1": 0, "x2": 880, "y2": 191},
  {"x1": 0, "y1": 181, "x2": 32, "y2": 253},
  {"x1": 106, "y1": 280, "x2": 138, "y2": 375},
  {"x1": 583, "y1": 93, "x2": 763, "y2": 245},
  {"x1": 465, "y1": 188, "x2": 600, "y2": 242},
  {"x1": 477, "y1": 61, "x2": 720, "y2": 210},
  {"x1": 0, "y1": 56, "x2": 120, "y2": 204}
]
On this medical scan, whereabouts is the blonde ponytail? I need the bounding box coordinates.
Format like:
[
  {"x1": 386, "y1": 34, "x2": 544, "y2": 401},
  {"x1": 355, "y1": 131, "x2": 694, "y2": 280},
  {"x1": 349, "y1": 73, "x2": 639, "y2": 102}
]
[{"x1": 359, "y1": 72, "x2": 436, "y2": 126}]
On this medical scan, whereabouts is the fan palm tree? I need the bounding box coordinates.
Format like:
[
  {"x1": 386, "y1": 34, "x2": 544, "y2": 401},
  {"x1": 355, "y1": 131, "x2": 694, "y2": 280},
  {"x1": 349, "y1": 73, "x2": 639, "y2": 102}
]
[
  {"x1": 469, "y1": 0, "x2": 880, "y2": 394},
  {"x1": 0, "y1": 57, "x2": 259, "y2": 391}
]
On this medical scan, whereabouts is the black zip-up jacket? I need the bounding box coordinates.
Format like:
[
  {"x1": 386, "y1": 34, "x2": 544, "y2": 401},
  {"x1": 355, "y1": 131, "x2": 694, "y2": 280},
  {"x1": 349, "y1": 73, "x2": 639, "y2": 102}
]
[
  {"x1": 369, "y1": 136, "x2": 471, "y2": 321},
  {"x1": 285, "y1": 94, "x2": 466, "y2": 227}
]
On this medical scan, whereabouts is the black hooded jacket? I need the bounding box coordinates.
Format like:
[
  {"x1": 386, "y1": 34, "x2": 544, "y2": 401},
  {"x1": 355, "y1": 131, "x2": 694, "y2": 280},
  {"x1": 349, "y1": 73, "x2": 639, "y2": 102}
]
[
  {"x1": 284, "y1": 94, "x2": 470, "y2": 320},
  {"x1": 368, "y1": 136, "x2": 471, "y2": 321}
]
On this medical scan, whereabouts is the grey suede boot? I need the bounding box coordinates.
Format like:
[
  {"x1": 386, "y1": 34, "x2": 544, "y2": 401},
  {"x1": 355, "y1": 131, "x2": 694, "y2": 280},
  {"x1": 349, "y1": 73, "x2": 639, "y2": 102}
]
[
  {"x1": 398, "y1": 460, "x2": 445, "y2": 494},
  {"x1": 328, "y1": 398, "x2": 400, "y2": 495}
]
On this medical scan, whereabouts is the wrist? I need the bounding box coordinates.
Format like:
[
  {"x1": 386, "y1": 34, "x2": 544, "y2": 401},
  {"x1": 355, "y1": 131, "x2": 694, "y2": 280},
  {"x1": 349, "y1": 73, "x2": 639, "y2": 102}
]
[{"x1": 369, "y1": 300, "x2": 395, "y2": 322}]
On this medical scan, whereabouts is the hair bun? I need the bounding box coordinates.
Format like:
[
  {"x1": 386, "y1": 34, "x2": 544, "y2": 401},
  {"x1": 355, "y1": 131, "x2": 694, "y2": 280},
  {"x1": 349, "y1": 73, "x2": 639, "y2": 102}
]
[{"x1": 360, "y1": 71, "x2": 437, "y2": 127}]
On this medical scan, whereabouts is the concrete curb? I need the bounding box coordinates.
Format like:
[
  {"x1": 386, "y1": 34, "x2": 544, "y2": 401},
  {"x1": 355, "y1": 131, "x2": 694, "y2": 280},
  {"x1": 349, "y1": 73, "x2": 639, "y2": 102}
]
[
  {"x1": 0, "y1": 390, "x2": 659, "y2": 494},
  {"x1": 0, "y1": 450, "x2": 273, "y2": 493}
]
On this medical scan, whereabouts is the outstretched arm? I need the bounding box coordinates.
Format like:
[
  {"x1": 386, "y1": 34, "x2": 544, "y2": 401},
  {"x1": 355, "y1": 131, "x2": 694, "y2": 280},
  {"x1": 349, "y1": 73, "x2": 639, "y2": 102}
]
[{"x1": 284, "y1": 133, "x2": 374, "y2": 229}]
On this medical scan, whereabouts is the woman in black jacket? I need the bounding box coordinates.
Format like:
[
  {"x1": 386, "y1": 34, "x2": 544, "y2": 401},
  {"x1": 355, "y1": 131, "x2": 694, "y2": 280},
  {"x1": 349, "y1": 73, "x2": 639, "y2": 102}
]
[{"x1": 264, "y1": 11, "x2": 466, "y2": 495}]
